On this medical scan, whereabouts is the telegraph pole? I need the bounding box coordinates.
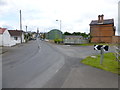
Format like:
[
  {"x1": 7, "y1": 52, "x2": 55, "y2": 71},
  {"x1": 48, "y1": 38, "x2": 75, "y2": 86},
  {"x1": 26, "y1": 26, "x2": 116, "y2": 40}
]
[
  {"x1": 20, "y1": 10, "x2": 22, "y2": 43},
  {"x1": 20, "y1": 10, "x2": 22, "y2": 30},
  {"x1": 26, "y1": 26, "x2": 27, "y2": 32}
]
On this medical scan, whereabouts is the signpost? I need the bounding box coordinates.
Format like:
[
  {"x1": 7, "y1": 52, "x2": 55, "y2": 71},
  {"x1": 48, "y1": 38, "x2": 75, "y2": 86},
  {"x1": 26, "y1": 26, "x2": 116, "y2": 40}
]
[{"x1": 94, "y1": 45, "x2": 109, "y2": 64}]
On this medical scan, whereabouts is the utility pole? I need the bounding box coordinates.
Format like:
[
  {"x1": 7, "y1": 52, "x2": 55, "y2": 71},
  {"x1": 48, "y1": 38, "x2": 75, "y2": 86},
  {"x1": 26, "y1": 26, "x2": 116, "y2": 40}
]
[
  {"x1": 26, "y1": 26, "x2": 27, "y2": 32},
  {"x1": 20, "y1": 10, "x2": 22, "y2": 43},
  {"x1": 20, "y1": 10, "x2": 22, "y2": 30}
]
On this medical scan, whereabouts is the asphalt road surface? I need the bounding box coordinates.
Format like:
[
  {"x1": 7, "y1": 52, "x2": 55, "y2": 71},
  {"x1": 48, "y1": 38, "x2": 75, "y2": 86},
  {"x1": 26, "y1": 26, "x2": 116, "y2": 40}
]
[{"x1": 2, "y1": 39, "x2": 118, "y2": 88}]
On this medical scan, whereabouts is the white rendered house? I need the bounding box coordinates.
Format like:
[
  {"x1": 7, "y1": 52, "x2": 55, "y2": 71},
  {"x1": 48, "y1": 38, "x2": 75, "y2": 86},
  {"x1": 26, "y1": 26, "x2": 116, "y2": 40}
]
[{"x1": 0, "y1": 28, "x2": 25, "y2": 46}]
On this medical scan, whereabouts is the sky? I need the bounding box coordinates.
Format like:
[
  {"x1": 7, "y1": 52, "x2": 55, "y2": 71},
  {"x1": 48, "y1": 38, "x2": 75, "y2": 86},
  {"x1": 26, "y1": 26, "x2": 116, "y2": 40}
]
[{"x1": 0, "y1": 0, "x2": 119, "y2": 34}]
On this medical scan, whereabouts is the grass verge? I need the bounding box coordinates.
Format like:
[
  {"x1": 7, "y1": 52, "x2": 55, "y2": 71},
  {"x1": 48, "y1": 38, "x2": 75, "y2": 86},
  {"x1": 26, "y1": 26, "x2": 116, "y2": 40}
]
[
  {"x1": 79, "y1": 43, "x2": 114, "y2": 46},
  {"x1": 81, "y1": 52, "x2": 120, "y2": 74}
]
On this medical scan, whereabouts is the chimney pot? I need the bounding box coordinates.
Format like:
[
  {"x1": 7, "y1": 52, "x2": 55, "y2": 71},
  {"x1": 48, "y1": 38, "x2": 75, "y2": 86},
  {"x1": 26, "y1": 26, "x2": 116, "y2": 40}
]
[
  {"x1": 98, "y1": 15, "x2": 101, "y2": 23},
  {"x1": 98, "y1": 14, "x2": 104, "y2": 23},
  {"x1": 101, "y1": 14, "x2": 104, "y2": 23}
]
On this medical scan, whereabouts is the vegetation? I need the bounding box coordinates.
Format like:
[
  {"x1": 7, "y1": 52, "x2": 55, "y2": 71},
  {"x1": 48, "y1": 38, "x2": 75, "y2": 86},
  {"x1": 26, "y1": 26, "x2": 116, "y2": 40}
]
[
  {"x1": 79, "y1": 43, "x2": 95, "y2": 46},
  {"x1": 81, "y1": 53, "x2": 119, "y2": 74},
  {"x1": 64, "y1": 31, "x2": 90, "y2": 38},
  {"x1": 24, "y1": 33, "x2": 33, "y2": 42},
  {"x1": 54, "y1": 39, "x2": 63, "y2": 44},
  {"x1": 78, "y1": 43, "x2": 114, "y2": 46}
]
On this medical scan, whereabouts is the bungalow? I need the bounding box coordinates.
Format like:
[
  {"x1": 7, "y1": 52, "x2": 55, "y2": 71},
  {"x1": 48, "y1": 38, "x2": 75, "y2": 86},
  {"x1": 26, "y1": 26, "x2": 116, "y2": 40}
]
[
  {"x1": 7, "y1": 30, "x2": 25, "y2": 46},
  {"x1": 64, "y1": 35, "x2": 89, "y2": 44},
  {"x1": 0, "y1": 28, "x2": 25, "y2": 46}
]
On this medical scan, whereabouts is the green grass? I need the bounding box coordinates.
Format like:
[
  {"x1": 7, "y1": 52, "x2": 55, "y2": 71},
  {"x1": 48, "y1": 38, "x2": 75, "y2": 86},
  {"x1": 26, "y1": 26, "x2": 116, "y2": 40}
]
[
  {"x1": 81, "y1": 53, "x2": 119, "y2": 74},
  {"x1": 79, "y1": 43, "x2": 94, "y2": 46},
  {"x1": 79, "y1": 43, "x2": 114, "y2": 46}
]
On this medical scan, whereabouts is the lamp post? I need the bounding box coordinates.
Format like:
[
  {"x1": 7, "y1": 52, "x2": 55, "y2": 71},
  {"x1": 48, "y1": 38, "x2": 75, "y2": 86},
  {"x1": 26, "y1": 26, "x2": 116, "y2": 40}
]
[{"x1": 56, "y1": 20, "x2": 61, "y2": 31}]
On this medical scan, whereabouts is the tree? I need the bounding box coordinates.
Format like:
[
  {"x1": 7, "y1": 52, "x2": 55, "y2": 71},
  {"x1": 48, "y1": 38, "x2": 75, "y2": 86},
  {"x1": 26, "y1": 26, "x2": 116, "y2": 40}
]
[{"x1": 64, "y1": 32, "x2": 72, "y2": 35}]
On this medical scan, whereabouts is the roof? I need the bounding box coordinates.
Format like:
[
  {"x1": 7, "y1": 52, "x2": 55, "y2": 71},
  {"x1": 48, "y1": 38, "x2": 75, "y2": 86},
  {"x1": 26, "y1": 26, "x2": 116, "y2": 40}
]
[
  {"x1": 8, "y1": 30, "x2": 23, "y2": 36},
  {"x1": 49, "y1": 29, "x2": 62, "y2": 33},
  {"x1": 65, "y1": 35, "x2": 83, "y2": 38},
  {"x1": 0, "y1": 28, "x2": 7, "y2": 34},
  {"x1": 90, "y1": 19, "x2": 114, "y2": 25}
]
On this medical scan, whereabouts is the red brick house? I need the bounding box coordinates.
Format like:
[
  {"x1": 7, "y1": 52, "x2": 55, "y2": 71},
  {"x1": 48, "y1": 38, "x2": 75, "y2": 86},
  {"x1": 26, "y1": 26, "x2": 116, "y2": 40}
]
[{"x1": 90, "y1": 15, "x2": 116, "y2": 43}]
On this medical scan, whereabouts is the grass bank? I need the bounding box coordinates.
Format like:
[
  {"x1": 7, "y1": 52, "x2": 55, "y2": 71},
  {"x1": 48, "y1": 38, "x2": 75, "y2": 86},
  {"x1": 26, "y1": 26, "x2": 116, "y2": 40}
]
[
  {"x1": 81, "y1": 52, "x2": 119, "y2": 74},
  {"x1": 79, "y1": 43, "x2": 114, "y2": 46}
]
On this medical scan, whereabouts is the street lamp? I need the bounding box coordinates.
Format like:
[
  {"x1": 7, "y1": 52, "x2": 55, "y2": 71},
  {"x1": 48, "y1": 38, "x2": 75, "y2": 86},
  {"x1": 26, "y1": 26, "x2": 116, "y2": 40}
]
[{"x1": 56, "y1": 20, "x2": 61, "y2": 31}]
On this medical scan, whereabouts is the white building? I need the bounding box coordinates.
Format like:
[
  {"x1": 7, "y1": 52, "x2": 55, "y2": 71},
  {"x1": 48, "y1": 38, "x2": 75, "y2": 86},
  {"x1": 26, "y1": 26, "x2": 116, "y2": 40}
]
[
  {"x1": 118, "y1": 1, "x2": 120, "y2": 35},
  {"x1": 7, "y1": 30, "x2": 25, "y2": 46},
  {"x1": 0, "y1": 28, "x2": 7, "y2": 46},
  {"x1": 0, "y1": 28, "x2": 25, "y2": 46}
]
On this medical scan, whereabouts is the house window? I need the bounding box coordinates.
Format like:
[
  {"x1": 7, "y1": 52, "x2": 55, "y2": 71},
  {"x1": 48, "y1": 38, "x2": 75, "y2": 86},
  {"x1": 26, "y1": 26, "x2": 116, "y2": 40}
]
[{"x1": 14, "y1": 37, "x2": 18, "y2": 40}]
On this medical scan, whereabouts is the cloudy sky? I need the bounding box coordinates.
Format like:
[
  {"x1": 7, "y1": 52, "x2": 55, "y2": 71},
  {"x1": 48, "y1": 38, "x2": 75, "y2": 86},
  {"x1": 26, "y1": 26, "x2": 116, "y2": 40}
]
[{"x1": 0, "y1": 0, "x2": 119, "y2": 34}]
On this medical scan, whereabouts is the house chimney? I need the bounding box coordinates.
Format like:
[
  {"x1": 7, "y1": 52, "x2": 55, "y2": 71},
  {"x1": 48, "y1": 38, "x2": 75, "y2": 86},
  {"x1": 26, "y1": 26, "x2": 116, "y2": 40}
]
[
  {"x1": 101, "y1": 14, "x2": 104, "y2": 23},
  {"x1": 98, "y1": 15, "x2": 101, "y2": 23},
  {"x1": 98, "y1": 14, "x2": 104, "y2": 23}
]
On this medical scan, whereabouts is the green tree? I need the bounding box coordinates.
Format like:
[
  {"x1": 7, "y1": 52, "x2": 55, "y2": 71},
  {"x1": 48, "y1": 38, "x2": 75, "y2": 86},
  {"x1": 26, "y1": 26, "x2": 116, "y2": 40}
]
[{"x1": 64, "y1": 32, "x2": 72, "y2": 35}]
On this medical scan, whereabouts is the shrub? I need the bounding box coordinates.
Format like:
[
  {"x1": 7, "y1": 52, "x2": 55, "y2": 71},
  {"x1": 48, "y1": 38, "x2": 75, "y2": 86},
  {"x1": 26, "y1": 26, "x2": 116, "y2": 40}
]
[{"x1": 54, "y1": 39, "x2": 63, "y2": 44}]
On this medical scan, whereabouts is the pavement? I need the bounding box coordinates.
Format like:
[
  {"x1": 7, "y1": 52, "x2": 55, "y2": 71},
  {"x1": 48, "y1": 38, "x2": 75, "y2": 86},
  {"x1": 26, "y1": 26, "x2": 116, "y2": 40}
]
[
  {"x1": 2, "y1": 40, "x2": 119, "y2": 88},
  {"x1": 62, "y1": 65, "x2": 118, "y2": 88},
  {"x1": 43, "y1": 42, "x2": 118, "y2": 88}
]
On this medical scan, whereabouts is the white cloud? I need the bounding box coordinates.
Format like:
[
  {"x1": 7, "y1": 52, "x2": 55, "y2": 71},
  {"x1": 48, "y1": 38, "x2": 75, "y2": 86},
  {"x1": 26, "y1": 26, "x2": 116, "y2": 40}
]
[{"x1": 0, "y1": 0, "x2": 119, "y2": 34}]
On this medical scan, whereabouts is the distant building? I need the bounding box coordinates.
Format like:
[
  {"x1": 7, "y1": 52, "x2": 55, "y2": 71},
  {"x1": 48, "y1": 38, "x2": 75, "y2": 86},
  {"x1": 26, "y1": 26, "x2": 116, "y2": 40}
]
[
  {"x1": 90, "y1": 15, "x2": 116, "y2": 43},
  {"x1": 46, "y1": 29, "x2": 63, "y2": 40},
  {"x1": 64, "y1": 35, "x2": 89, "y2": 44}
]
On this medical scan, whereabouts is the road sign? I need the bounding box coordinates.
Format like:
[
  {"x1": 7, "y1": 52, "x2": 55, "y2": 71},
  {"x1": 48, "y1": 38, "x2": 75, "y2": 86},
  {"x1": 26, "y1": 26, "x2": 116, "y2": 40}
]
[
  {"x1": 94, "y1": 45, "x2": 103, "y2": 50},
  {"x1": 94, "y1": 45, "x2": 109, "y2": 51},
  {"x1": 94, "y1": 45, "x2": 109, "y2": 64}
]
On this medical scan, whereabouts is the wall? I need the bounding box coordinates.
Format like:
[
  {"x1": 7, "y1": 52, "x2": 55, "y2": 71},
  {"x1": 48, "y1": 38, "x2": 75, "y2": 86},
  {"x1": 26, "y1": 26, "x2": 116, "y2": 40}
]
[
  {"x1": 11, "y1": 36, "x2": 21, "y2": 44},
  {"x1": 0, "y1": 35, "x2": 2, "y2": 46},
  {"x1": 112, "y1": 36, "x2": 120, "y2": 44},
  {"x1": 64, "y1": 38, "x2": 89, "y2": 44},
  {"x1": 22, "y1": 33, "x2": 25, "y2": 43},
  {"x1": 2, "y1": 30, "x2": 12, "y2": 46}
]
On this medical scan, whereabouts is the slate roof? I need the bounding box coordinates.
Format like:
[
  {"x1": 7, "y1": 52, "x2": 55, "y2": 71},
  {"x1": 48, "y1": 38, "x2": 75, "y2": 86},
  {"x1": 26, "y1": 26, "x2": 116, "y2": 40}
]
[
  {"x1": 90, "y1": 19, "x2": 114, "y2": 25},
  {"x1": 8, "y1": 30, "x2": 23, "y2": 36},
  {"x1": 0, "y1": 28, "x2": 7, "y2": 34}
]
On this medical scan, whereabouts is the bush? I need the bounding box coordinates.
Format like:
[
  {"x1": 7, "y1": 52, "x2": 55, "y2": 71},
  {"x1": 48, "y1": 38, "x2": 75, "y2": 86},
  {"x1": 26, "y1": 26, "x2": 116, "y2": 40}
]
[{"x1": 54, "y1": 39, "x2": 63, "y2": 44}]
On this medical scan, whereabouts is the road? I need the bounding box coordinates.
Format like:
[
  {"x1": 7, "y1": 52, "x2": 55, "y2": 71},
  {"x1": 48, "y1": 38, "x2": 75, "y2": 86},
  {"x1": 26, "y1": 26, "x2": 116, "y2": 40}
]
[{"x1": 2, "y1": 40, "x2": 118, "y2": 88}]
